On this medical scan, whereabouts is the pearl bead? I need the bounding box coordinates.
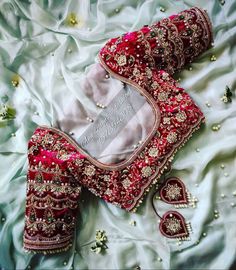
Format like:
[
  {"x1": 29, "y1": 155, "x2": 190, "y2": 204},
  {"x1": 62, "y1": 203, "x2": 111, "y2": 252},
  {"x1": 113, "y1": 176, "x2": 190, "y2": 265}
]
[
  {"x1": 195, "y1": 183, "x2": 199, "y2": 187},
  {"x1": 69, "y1": 132, "x2": 74, "y2": 135},
  {"x1": 189, "y1": 66, "x2": 193, "y2": 71},
  {"x1": 202, "y1": 232, "x2": 207, "y2": 237},
  {"x1": 232, "y1": 191, "x2": 236, "y2": 197},
  {"x1": 214, "y1": 214, "x2": 219, "y2": 219},
  {"x1": 68, "y1": 48, "x2": 72, "y2": 53},
  {"x1": 115, "y1": 8, "x2": 120, "y2": 13},
  {"x1": 214, "y1": 210, "x2": 219, "y2": 214},
  {"x1": 63, "y1": 261, "x2": 67, "y2": 266},
  {"x1": 105, "y1": 74, "x2": 110, "y2": 79},
  {"x1": 210, "y1": 55, "x2": 216, "y2": 61},
  {"x1": 220, "y1": 164, "x2": 225, "y2": 169},
  {"x1": 34, "y1": 111, "x2": 39, "y2": 115},
  {"x1": 1, "y1": 217, "x2": 6, "y2": 222},
  {"x1": 159, "y1": 7, "x2": 165, "y2": 12},
  {"x1": 230, "y1": 202, "x2": 235, "y2": 207},
  {"x1": 87, "y1": 27, "x2": 91, "y2": 31},
  {"x1": 221, "y1": 193, "x2": 226, "y2": 198},
  {"x1": 205, "y1": 102, "x2": 211, "y2": 107},
  {"x1": 157, "y1": 257, "x2": 162, "y2": 262},
  {"x1": 11, "y1": 133, "x2": 16, "y2": 137},
  {"x1": 224, "y1": 172, "x2": 229, "y2": 177},
  {"x1": 195, "y1": 148, "x2": 200, "y2": 152}
]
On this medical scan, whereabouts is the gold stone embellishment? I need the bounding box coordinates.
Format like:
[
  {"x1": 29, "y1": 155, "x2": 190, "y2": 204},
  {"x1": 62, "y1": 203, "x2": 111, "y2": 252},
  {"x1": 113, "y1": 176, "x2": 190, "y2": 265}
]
[
  {"x1": 164, "y1": 183, "x2": 182, "y2": 200},
  {"x1": 122, "y1": 178, "x2": 131, "y2": 189},
  {"x1": 167, "y1": 132, "x2": 177, "y2": 143},
  {"x1": 157, "y1": 92, "x2": 168, "y2": 102},
  {"x1": 163, "y1": 117, "x2": 171, "y2": 125},
  {"x1": 176, "y1": 111, "x2": 187, "y2": 122},
  {"x1": 148, "y1": 147, "x2": 159, "y2": 157},
  {"x1": 133, "y1": 67, "x2": 141, "y2": 77},
  {"x1": 84, "y1": 165, "x2": 96, "y2": 176},
  {"x1": 116, "y1": 55, "x2": 127, "y2": 66},
  {"x1": 161, "y1": 72, "x2": 169, "y2": 80},
  {"x1": 145, "y1": 67, "x2": 152, "y2": 78},
  {"x1": 164, "y1": 217, "x2": 182, "y2": 235},
  {"x1": 141, "y1": 166, "x2": 152, "y2": 177},
  {"x1": 151, "y1": 81, "x2": 159, "y2": 90}
]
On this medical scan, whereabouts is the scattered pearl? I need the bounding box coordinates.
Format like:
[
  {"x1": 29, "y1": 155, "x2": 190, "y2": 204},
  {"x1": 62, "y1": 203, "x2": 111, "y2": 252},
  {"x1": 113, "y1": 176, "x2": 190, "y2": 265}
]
[
  {"x1": 214, "y1": 210, "x2": 219, "y2": 214},
  {"x1": 230, "y1": 202, "x2": 235, "y2": 207},
  {"x1": 1, "y1": 217, "x2": 6, "y2": 222},
  {"x1": 67, "y1": 48, "x2": 72, "y2": 53},
  {"x1": 69, "y1": 131, "x2": 74, "y2": 135},
  {"x1": 195, "y1": 239, "x2": 200, "y2": 244},
  {"x1": 115, "y1": 8, "x2": 120, "y2": 13},
  {"x1": 220, "y1": 0, "x2": 225, "y2": 5},
  {"x1": 232, "y1": 191, "x2": 236, "y2": 197},
  {"x1": 11, "y1": 133, "x2": 16, "y2": 137},
  {"x1": 105, "y1": 74, "x2": 110, "y2": 79},
  {"x1": 221, "y1": 193, "x2": 226, "y2": 198},
  {"x1": 134, "y1": 266, "x2": 141, "y2": 270},
  {"x1": 220, "y1": 164, "x2": 225, "y2": 169},
  {"x1": 195, "y1": 183, "x2": 199, "y2": 187},
  {"x1": 211, "y1": 42, "x2": 215, "y2": 47},
  {"x1": 87, "y1": 27, "x2": 91, "y2": 31},
  {"x1": 159, "y1": 7, "x2": 165, "y2": 12},
  {"x1": 11, "y1": 80, "x2": 19, "y2": 87},
  {"x1": 195, "y1": 148, "x2": 200, "y2": 152},
  {"x1": 189, "y1": 66, "x2": 193, "y2": 71},
  {"x1": 27, "y1": 265, "x2": 31, "y2": 269},
  {"x1": 211, "y1": 124, "x2": 221, "y2": 131},
  {"x1": 224, "y1": 172, "x2": 229, "y2": 177},
  {"x1": 86, "y1": 117, "x2": 94, "y2": 122},
  {"x1": 157, "y1": 257, "x2": 162, "y2": 262},
  {"x1": 129, "y1": 220, "x2": 136, "y2": 226},
  {"x1": 63, "y1": 261, "x2": 67, "y2": 266},
  {"x1": 214, "y1": 213, "x2": 219, "y2": 219},
  {"x1": 205, "y1": 102, "x2": 211, "y2": 107},
  {"x1": 34, "y1": 111, "x2": 39, "y2": 115},
  {"x1": 210, "y1": 55, "x2": 217, "y2": 61},
  {"x1": 202, "y1": 232, "x2": 207, "y2": 237},
  {"x1": 177, "y1": 241, "x2": 182, "y2": 246}
]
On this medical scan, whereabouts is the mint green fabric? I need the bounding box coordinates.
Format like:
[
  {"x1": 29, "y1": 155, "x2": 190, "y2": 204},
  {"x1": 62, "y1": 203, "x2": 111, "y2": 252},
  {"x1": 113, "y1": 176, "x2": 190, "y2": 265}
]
[{"x1": 0, "y1": 0, "x2": 236, "y2": 269}]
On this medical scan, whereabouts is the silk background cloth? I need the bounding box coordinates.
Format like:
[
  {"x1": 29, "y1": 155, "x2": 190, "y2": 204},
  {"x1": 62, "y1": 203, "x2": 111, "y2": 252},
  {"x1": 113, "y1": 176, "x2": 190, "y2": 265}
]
[{"x1": 0, "y1": 0, "x2": 236, "y2": 269}]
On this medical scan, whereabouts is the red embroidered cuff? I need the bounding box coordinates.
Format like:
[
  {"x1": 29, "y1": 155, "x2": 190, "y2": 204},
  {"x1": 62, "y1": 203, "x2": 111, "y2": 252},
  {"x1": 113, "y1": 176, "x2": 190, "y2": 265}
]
[{"x1": 23, "y1": 129, "x2": 82, "y2": 254}]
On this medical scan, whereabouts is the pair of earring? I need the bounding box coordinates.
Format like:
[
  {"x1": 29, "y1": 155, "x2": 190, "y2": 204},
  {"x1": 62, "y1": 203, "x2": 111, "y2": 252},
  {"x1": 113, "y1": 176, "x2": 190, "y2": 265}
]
[{"x1": 152, "y1": 177, "x2": 198, "y2": 241}]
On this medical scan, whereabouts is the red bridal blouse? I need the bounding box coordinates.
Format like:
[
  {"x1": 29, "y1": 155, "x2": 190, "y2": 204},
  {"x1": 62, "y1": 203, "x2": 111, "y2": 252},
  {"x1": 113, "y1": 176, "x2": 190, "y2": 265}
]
[{"x1": 23, "y1": 7, "x2": 213, "y2": 253}]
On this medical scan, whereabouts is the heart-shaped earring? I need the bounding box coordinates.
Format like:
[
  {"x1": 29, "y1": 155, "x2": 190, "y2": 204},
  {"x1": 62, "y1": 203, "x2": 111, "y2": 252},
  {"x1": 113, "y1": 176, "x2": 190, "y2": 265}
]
[
  {"x1": 159, "y1": 211, "x2": 192, "y2": 240},
  {"x1": 152, "y1": 195, "x2": 192, "y2": 241},
  {"x1": 158, "y1": 177, "x2": 198, "y2": 209}
]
